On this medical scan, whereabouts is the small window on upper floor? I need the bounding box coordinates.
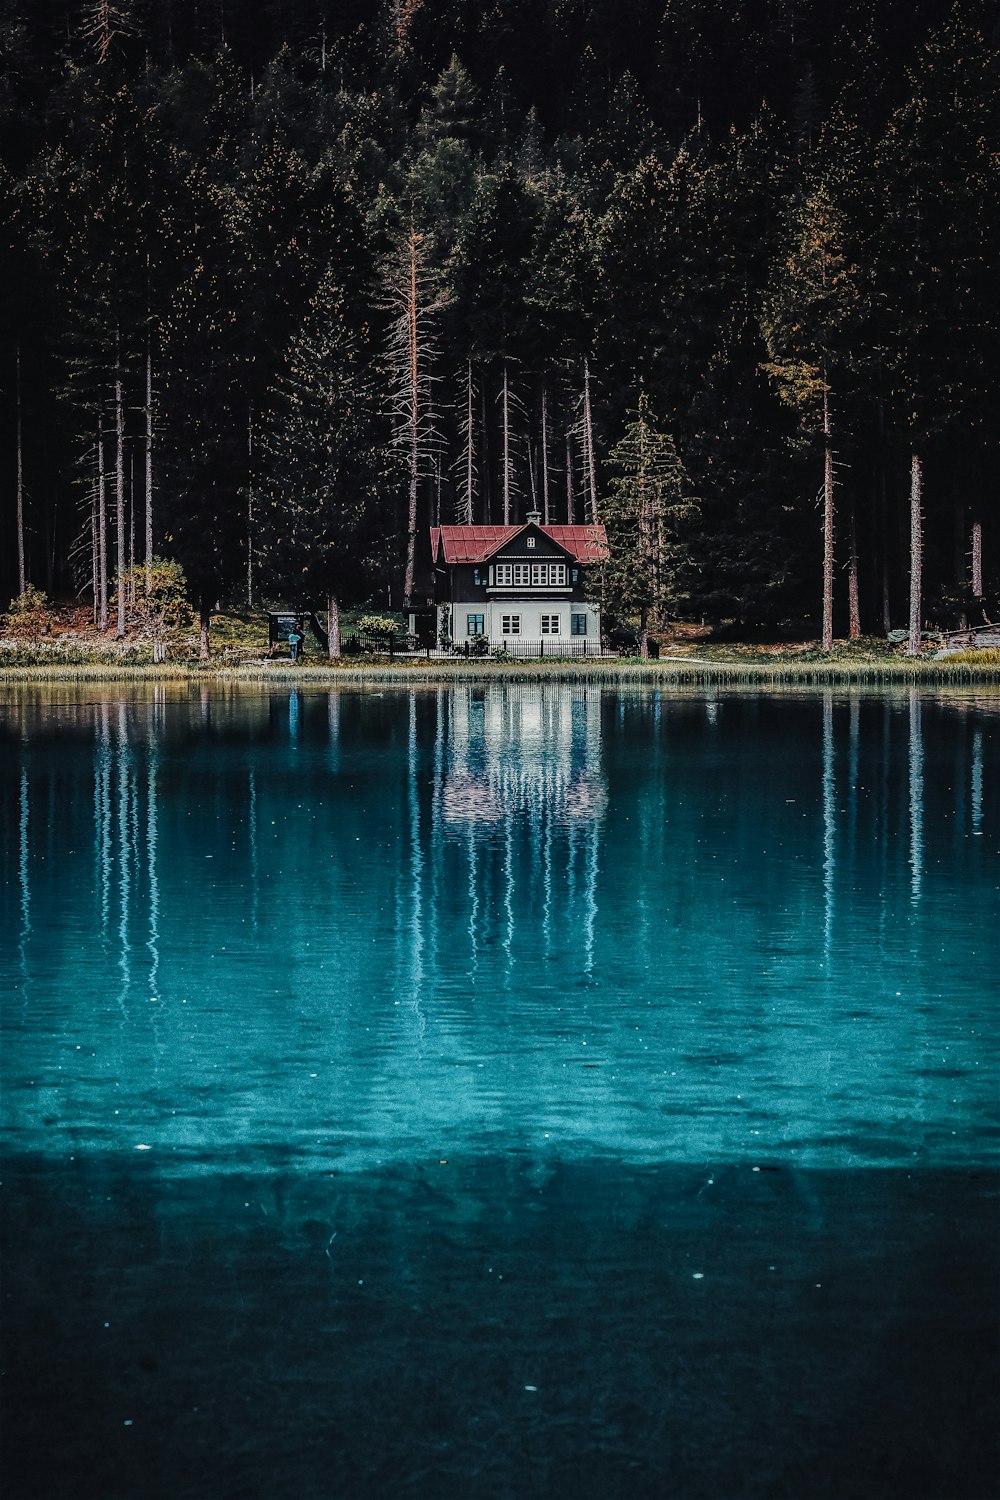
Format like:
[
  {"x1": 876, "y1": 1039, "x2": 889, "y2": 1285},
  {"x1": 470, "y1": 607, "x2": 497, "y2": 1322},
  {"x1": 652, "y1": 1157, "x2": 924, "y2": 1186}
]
[{"x1": 526, "y1": 536, "x2": 536, "y2": 549}]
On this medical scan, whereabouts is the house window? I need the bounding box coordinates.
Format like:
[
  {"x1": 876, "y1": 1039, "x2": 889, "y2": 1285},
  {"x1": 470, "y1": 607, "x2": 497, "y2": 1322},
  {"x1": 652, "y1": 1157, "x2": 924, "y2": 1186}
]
[
  {"x1": 529, "y1": 563, "x2": 566, "y2": 586},
  {"x1": 467, "y1": 614, "x2": 485, "y2": 637},
  {"x1": 526, "y1": 536, "x2": 536, "y2": 548},
  {"x1": 501, "y1": 615, "x2": 521, "y2": 635},
  {"x1": 540, "y1": 615, "x2": 561, "y2": 635},
  {"x1": 571, "y1": 613, "x2": 587, "y2": 636}
]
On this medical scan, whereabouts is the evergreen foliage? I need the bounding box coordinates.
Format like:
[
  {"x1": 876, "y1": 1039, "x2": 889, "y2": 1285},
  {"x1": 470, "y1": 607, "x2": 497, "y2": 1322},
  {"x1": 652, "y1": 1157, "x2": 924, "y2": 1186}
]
[
  {"x1": 1, "y1": 0, "x2": 996, "y2": 642},
  {"x1": 601, "y1": 391, "x2": 698, "y2": 656}
]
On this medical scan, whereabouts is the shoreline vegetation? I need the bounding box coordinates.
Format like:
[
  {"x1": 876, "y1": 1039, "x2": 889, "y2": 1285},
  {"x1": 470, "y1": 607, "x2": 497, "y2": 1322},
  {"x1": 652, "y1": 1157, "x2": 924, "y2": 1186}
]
[
  {"x1": 4, "y1": 609, "x2": 997, "y2": 686},
  {"x1": 3, "y1": 657, "x2": 998, "y2": 687}
]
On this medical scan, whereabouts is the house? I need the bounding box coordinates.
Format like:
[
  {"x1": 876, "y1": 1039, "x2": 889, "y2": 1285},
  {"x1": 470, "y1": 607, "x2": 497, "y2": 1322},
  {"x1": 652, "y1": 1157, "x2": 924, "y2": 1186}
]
[{"x1": 430, "y1": 512, "x2": 609, "y2": 652}]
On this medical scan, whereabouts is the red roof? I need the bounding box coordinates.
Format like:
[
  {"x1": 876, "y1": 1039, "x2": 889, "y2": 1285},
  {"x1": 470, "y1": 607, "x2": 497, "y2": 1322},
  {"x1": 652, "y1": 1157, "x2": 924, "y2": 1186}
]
[{"x1": 431, "y1": 523, "x2": 609, "y2": 565}]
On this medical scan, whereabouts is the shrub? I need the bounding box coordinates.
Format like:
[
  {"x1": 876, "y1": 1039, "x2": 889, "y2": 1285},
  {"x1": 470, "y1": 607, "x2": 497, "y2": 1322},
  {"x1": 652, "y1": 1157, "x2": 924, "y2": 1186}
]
[
  {"x1": 354, "y1": 613, "x2": 399, "y2": 639},
  {"x1": 2, "y1": 585, "x2": 56, "y2": 640},
  {"x1": 113, "y1": 559, "x2": 193, "y2": 659}
]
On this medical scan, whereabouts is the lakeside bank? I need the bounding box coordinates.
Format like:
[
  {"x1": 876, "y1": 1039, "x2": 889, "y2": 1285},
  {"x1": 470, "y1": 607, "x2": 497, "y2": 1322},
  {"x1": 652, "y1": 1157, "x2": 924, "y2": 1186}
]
[{"x1": 1, "y1": 656, "x2": 999, "y2": 688}]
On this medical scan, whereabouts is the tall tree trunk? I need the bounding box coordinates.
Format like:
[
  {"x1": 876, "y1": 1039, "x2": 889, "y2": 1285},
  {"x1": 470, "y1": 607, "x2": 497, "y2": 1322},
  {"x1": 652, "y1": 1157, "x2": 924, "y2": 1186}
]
[
  {"x1": 15, "y1": 344, "x2": 25, "y2": 594},
  {"x1": 971, "y1": 519, "x2": 983, "y2": 600},
  {"x1": 583, "y1": 355, "x2": 599, "y2": 522},
  {"x1": 98, "y1": 415, "x2": 108, "y2": 631},
  {"x1": 247, "y1": 402, "x2": 254, "y2": 605},
  {"x1": 541, "y1": 381, "x2": 550, "y2": 524},
  {"x1": 907, "y1": 452, "x2": 923, "y2": 657},
  {"x1": 565, "y1": 431, "x2": 574, "y2": 524},
  {"x1": 502, "y1": 361, "x2": 511, "y2": 525},
  {"x1": 115, "y1": 331, "x2": 126, "y2": 639},
  {"x1": 821, "y1": 376, "x2": 834, "y2": 652},
  {"x1": 145, "y1": 345, "x2": 153, "y2": 587},
  {"x1": 327, "y1": 590, "x2": 341, "y2": 660},
  {"x1": 91, "y1": 481, "x2": 98, "y2": 624},
  {"x1": 128, "y1": 452, "x2": 135, "y2": 603},
  {"x1": 480, "y1": 384, "x2": 490, "y2": 523},
  {"x1": 463, "y1": 359, "x2": 474, "y2": 524},
  {"x1": 639, "y1": 602, "x2": 649, "y2": 659},
  {"x1": 848, "y1": 500, "x2": 860, "y2": 640},
  {"x1": 403, "y1": 226, "x2": 420, "y2": 608},
  {"x1": 199, "y1": 596, "x2": 211, "y2": 661},
  {"x1": 954, "y1": 502, "x2": 967, "y2": 631}
]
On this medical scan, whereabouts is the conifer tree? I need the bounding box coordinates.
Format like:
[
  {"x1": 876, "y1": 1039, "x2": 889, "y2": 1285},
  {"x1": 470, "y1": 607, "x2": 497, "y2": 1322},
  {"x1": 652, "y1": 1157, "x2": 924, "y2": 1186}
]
[
  {"x1": 601, "y1": 391, "x2": 697, "y2": 657},
  {"x1": 259, "y1": 270, "x2": 389, "y2": 657},
  {"x1": 763, "y1": 182, "x2": 858, "y2": 650},
  {"x1": 869, "y1": 12, "x2": 998, "y2": 653},
  {"x1": 384, "y1": 225, "x2": 443, "y2": 606}
]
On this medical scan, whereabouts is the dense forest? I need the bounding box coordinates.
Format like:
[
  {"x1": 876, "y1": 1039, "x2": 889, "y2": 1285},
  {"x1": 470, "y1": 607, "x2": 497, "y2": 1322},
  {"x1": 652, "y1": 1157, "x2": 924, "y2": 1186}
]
[{"x1": 2, "y1": 0, "x2": 997, "y2": 650}]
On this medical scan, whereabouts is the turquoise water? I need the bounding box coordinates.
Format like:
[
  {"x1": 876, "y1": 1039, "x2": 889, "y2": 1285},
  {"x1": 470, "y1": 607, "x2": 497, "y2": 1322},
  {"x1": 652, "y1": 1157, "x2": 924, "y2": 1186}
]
[
  {"x1": 3, "y1": 682, "x2": 997, "y2": 1169},
  {"x1": 2, "y1": 682, "x2": 998, "y2": 1498}
]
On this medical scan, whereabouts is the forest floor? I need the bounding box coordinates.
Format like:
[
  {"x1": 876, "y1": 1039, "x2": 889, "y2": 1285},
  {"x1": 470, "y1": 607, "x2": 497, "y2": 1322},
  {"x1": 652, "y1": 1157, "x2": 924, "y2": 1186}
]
[{"x1": 1, "y1": 603, "x2": 998, "y2": 681}]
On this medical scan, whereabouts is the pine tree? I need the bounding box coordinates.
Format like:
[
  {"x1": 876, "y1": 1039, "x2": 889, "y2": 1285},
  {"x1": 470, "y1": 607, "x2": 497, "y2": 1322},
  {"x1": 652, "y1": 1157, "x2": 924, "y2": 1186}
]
[
  {"x1": 259, "y1": 271, "x2": 389, "y2": 656},
  {"x1": 601, "y1": 390, "x2": 698, "y2": 657},
  {"x1": 762, "y1": 182, "x2": 858, "y2": 650},
  {"x1": 383, "y1": 225, "x2": 443, "y2": 607},
  {"x1": 869, "y1": 12, "x2": 998, "y2": 652}
]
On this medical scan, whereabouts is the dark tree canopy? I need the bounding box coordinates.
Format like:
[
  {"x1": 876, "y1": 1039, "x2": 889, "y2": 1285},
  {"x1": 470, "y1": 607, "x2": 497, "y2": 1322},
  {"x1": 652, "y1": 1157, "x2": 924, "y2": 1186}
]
[{"x1": 2, "y1": 0, "x2": 997, "y2": 638}]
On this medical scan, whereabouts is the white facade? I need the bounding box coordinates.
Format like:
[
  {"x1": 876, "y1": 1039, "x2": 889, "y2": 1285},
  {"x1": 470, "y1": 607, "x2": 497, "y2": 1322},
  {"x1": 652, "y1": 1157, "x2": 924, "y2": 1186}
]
[{"x1": 440, "y1": 598, "x2": 602, "y2": 647}]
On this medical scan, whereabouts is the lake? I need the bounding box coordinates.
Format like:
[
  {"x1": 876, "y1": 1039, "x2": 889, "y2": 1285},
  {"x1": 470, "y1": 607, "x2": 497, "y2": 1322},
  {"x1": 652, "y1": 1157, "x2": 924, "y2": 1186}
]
[{"x1": 2, "y1": 681, "x2": 997, "y2": 1499}]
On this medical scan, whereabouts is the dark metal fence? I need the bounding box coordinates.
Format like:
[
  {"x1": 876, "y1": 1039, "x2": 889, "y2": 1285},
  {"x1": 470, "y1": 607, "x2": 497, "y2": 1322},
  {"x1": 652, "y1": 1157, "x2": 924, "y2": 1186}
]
[
  {"x1": 338, "y1": 633, "x2": 618, "y2": 661},
  {"x1": 461, "y1": 638, "x2": 614, "y2": 660}
]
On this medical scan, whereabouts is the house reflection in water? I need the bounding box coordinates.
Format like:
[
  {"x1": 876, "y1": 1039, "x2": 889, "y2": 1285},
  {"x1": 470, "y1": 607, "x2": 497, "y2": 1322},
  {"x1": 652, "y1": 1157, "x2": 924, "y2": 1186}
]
[
  {"x1": 409, "y1": 683, "x2": 608, "y2": 989},
  {"x1": 439, "y1": 683, "x2": 607, "y2": 827}
]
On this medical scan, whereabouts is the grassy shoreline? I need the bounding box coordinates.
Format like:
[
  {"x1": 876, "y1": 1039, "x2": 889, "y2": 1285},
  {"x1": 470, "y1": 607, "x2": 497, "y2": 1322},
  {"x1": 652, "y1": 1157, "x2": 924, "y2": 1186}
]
[{"x1": 2, "y1": 656, "x2": 998, "y2": 687}]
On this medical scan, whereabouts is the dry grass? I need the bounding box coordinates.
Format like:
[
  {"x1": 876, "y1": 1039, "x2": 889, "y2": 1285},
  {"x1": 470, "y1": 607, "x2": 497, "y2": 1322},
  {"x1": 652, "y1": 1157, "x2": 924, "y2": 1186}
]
[
  {"x1": 3, "y1": 610, "x2": 998, "y2": 685},
  {"x1": 3, "y1": 656, "x2": 997, "y2": 687}
]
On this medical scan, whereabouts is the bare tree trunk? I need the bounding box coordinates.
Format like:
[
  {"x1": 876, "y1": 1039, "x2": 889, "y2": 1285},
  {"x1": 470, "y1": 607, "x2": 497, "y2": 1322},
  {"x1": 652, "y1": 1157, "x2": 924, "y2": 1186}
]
[
  {"x1": 821, "y1": 377, "x2": 834, "y2": 652},
  {"x1": 434, "y1": 451, "x2": 442, "y2": 527},
  {"x1": 91, "y1": 480, "x2": 98, "y2": 624},
  {"x1": 907, "y1": 452, "x2": 923, "y2": 656},
  {"x1": 480, "y1": 385, "x2": 490, "y2": 523},
  {"x1": 145, "y1": 346, "x2": 153, "y2": 587},
  {"x1": 463, "y1": 360, "x2": 474, "y2": 524},
  {"x1": 502, "y1": 361, "x2": 511, "y2": 525},
  {"x1": 541, "y1": 382, "x2": 550, "y2": 524},
  {"x1": 403, "y1": 226, "x2": 419, "y2": 608},
  {"x1": 199, "y1": 597, "x2": 211, "y2": 661},
  {"x1": 98, "y1": 415, "x2": 108, "y2": 631},
  {"x1": 565, "y1": 432, "x2": 574, "y2": 524},
  {"x1": 326, "y1": 590, "x2": 342, "y2": 660},
  {"x1": 247, "y1": 402, "x2": 254, "y2": 605},
  {"x1": 971, "y1": 519, "x2": 983, "y2": 599},
  {"x1": 878, "y1": 399, "x2": 890, "y2": 632},
  {"x1": 955, "y1": 502, "x2": 967, "y2": 631},
  {"x1": 115, "y1": 331, "x2": 126, "y2": 638},
  {"x1": 16, "y1": 344, "x2": 26, "y2": 594},
  {"x1": 639, "y1": 602, "x2": 649, "y2": 659},
  {"x1": 848, "y1": 501, "x2": 860, "y2": 640},
  {"x1": 583, "y1": 355, "x2": 599, "y2": 522},
  {"x1": 128, "y1": 451, "x2": 135, "y2": 603}
]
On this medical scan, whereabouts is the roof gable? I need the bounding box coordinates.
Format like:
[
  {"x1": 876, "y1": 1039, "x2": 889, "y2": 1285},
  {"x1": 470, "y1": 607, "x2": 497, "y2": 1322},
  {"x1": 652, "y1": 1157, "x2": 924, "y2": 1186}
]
[{"x1": 432, "y1": 522, "x2": 608, "y2": 565}]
